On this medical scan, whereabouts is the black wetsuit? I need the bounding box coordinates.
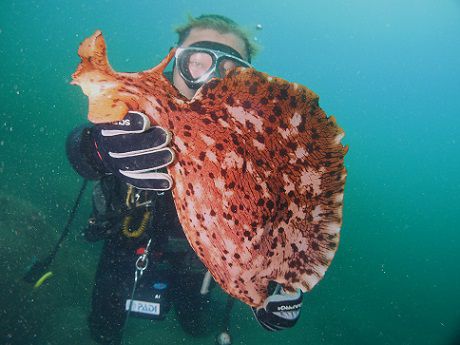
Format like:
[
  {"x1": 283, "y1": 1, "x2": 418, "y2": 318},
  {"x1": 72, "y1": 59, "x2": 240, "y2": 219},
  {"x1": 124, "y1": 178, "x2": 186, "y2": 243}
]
[{"x1": 67, "y1": 136, "x2": 215, "y2": 345}]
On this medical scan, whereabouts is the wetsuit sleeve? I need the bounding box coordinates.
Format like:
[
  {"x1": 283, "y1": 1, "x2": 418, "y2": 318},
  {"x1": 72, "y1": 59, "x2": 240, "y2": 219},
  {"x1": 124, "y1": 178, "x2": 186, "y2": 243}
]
[{"x1": 66, "y1": 125, "x2": 108, "y2": 180}]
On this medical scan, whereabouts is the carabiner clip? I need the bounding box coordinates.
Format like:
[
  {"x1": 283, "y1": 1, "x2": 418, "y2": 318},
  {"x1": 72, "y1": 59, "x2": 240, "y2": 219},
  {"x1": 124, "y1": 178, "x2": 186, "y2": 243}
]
[
  {"x1": 133, "y1": 239, "x2": 152, "y2": 282},
  {"x1": 135, "y1": 255, "x2": 149, "y2": 273}
]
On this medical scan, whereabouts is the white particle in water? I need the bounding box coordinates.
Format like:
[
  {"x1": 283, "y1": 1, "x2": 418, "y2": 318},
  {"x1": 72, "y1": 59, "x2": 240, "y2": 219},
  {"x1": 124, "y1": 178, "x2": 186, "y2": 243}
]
[{"x1": 216, "y1": 332, "x2": 231, "y2": 345}]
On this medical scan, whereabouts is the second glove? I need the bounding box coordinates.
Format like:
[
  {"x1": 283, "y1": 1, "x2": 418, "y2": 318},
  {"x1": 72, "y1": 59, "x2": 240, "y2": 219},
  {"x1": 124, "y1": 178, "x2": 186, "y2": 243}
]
[{"x1": 252, "y1": 283, "x2": 303, "y2": 331}]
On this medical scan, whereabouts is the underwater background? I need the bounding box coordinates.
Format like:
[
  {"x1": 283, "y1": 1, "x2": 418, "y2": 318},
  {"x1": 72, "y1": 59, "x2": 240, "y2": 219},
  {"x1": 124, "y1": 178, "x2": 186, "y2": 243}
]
[{"x1": 1, "y1": 0, "x2": 459, "y2": 344}]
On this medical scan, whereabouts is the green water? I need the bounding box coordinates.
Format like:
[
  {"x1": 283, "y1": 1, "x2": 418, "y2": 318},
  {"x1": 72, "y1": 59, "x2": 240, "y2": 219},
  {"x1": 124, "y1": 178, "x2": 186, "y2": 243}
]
[{"x1": 1, "y1": 1, "x2": 459, "y2": 344}]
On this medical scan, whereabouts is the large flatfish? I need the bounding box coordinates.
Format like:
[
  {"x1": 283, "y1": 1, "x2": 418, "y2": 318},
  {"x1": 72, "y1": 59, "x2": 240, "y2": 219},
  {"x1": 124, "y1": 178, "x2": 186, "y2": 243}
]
[{"x1": 71, "y1": 31, "x2": 348, "y2": 307}]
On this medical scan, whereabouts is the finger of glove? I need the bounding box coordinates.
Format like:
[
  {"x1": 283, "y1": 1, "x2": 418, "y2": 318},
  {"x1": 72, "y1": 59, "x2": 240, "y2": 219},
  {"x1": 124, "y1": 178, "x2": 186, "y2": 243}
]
[
  {"x1": 252, "y1": 308, "x2": 290, "y2": 332},
  {"x1": 118, "y1": 171, "x2": 173, "y2": 191},
  {"x1": 100, "y1": 127, "x2": 171, "y2": 156},
  {"x1": 98, "y1": 111, "x2": 150, "y2": 136},
  {"x1": 278, "y1": 287, "x2": 303, "y2": 300},
  {"x1": 265, "y1": 287, "x2": 302, "y2": 303},
  {"x1": 260, "y1": 288, "x2": 303, "y2": 314},
  {"x1": 111, "y1": 147, "x2": 174, "y2": 171},
  {"x1": 260, "y1": 314, "x2": 298, "y2": 331}
]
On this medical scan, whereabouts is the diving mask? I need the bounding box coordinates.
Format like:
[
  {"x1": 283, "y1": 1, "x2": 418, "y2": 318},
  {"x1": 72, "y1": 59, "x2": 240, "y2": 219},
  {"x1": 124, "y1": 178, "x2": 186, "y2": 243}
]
[{"x1": 175, "y1": 41, "x2": 252, "y2": 89}]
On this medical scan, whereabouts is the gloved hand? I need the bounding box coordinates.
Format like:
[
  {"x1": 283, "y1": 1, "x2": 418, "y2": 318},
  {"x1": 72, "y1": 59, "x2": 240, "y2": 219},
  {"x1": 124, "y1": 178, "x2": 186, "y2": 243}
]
[
  {"x1": 91, "y1": 111, "x2": 175, "y2": 190},
  {"x1": 252, "y1": 283, "x2": 303, "y2": 331}
]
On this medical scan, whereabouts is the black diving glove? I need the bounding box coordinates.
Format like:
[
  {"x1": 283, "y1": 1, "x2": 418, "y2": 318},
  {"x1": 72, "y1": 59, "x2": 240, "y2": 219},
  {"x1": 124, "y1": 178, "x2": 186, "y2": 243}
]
[
  {"x1": 91, "y1": 111, "x2": 175, "y2": 190},
  {"x1": 252, "y1": 283, "x2": 303, "y2": 331}
]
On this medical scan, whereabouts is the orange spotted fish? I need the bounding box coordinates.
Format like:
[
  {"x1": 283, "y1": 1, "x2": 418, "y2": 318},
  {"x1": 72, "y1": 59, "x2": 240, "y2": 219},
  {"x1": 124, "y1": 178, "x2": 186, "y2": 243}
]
[{"x1": 72, "y1": 31, "x2": 348, "y2": 307}]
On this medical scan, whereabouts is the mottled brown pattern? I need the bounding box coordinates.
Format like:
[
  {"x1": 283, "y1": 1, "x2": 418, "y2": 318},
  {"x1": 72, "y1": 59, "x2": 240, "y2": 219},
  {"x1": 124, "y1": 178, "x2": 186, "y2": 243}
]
[{"x1": 72, "y1": 31, "x2": 348, "y2": 307}]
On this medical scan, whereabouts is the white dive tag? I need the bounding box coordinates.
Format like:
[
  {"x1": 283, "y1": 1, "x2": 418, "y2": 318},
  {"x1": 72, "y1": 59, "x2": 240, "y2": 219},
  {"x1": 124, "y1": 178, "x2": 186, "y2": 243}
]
[{"x1": 126, "y1": 299, "x2": 161, "y2": 316}]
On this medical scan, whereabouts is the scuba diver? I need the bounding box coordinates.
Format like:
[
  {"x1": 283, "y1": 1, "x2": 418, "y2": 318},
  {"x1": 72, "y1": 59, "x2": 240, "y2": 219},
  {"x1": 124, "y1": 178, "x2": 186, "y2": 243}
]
[{"x1": 66, "y1": 14, "x2": 303, "y2": 345}]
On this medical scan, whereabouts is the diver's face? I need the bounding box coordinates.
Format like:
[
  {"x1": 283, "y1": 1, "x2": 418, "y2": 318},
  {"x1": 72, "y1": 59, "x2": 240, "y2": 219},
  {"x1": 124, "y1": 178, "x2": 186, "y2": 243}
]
[{"x1": 173, "y1": 28, "x2": 248, "y2": 100}]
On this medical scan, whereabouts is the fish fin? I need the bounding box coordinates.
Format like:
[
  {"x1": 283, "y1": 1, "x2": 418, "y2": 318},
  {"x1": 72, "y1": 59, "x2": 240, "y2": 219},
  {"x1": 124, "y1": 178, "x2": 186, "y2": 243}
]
[
  {"x1": 75, "y1": 30, "x2": 113, "y2": 74},
  {"x1": 71, "y1": 69, "x2": 129, "y2": 123},
  {"x1": 144, "y1": 48, "x2": 176, "y2": 75},
  {"x1": 71, "y1": 30, "x2": 115, "y2": 88},
  {"x1": 71, "y1": 31, "x2": 129, "y2": 123}
]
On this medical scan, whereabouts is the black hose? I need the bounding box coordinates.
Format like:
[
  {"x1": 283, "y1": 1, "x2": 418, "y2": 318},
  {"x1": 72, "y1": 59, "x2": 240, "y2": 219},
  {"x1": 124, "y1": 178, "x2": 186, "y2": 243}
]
[{"x1": 23, "y1": 179, "x2": 88, "y2": 284}]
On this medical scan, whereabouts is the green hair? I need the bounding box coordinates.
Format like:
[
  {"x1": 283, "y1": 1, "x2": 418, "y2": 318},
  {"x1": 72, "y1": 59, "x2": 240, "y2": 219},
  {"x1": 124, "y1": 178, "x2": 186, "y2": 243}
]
[{"x1": 175, "y1": 14, "x2": 258, "y2": 62}]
